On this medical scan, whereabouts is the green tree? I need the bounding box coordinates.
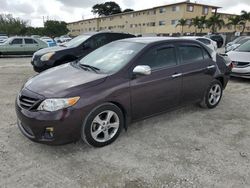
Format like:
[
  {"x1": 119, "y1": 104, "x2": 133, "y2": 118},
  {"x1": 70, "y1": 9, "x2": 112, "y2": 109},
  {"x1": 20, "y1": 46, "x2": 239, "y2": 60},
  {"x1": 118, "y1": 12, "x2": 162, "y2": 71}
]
[
  {"x1": 123, "y1": 9, "x2": 134, "y2": 13},
  {"x1": 92, "y1": 2, "x2": 122, "y2": 16},
  {"x1": 0, "y1": 14, "x2": 27, "y2": 36},
  {"x1": 198, "y1": 16, "x2": 207, "y2": 33},
  {"x1": 43, "y1": 20, "x2": 69, "y2": 37},
  {"x1": 206, "y1": 14, "x2": 224, "y2": 33},
  {"x1": 189, "y1": 16, "x2": 200, "y2": 34},
  {"x1": 176, "y1": 18, "x2": 187, "y2": 35},
  {"x1": 227, "y1": 15, "x2": 243, "y2": 33},
  {"x1": 240, "y1": 10, "x2": 250, "y2": 33}
]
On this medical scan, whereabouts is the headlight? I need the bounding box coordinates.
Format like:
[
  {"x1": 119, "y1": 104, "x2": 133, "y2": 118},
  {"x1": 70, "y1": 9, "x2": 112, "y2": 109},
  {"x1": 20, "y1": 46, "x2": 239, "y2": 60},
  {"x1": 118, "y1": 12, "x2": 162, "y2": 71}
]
[
  {"x1": 40, "y1": 52, "x2": 55, "y2": 61},
  {"x1": 37, "y1": 97, "x2": 80, "y2": 112}
]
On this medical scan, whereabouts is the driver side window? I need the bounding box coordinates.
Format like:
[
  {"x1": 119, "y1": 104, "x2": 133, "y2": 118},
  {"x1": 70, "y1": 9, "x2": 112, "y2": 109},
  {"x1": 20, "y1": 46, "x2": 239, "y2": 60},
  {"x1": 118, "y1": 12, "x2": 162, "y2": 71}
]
[{"x1": 137, "y1": 46, "x2": 177, "y2": 70}]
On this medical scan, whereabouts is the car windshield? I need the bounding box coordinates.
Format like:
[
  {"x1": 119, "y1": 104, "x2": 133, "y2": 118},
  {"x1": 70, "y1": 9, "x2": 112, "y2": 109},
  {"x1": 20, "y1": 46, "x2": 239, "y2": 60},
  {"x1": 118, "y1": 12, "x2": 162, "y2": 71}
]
[
  {"x1": 235, "y1": 41, "x2": 250, "y2": 52},
  {"x1": 233, "y1": 37, "x2": 245, "y2": 44},
  {"x1": 79, "y1": 41, "x2": 146, "y2": 74},
  {"x1": 64, "y1": 35, "x2": 91, "y2": 48},
  {"x1": 237, "y1": 38, "x2": 250, "y2": 45}
]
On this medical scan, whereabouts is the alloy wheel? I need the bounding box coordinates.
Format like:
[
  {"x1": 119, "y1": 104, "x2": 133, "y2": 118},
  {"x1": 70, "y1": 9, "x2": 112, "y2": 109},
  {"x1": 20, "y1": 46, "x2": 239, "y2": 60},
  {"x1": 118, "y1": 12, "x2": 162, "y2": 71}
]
[{"x1": 208, "y1": 84, "x2": 222, "y2": 106}]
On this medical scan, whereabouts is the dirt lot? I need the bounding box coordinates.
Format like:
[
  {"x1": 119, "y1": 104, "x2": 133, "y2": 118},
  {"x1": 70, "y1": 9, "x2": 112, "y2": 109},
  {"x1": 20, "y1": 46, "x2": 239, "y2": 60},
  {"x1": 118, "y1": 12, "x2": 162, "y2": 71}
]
[{"x1": 0, "y1": 57, "x2": 250, "y2": 188}]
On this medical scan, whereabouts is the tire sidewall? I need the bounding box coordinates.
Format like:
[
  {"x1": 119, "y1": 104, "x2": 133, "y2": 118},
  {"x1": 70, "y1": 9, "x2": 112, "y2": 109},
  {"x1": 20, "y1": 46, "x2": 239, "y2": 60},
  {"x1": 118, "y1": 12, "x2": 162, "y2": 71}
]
[
  {"x1": 205, "y1": 80, "x2": 223, "y2": 109},
  {"x1": 81, "y1": 103, "x2": 124, "y2": 147}
]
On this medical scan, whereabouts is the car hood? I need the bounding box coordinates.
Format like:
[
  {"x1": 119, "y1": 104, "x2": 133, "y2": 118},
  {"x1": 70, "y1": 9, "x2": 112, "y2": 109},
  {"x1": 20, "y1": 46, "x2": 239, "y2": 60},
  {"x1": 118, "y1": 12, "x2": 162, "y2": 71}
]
[
  {"x1": 227, "y1": 51, "x2": 250, "y2": 62},
  {"x1": 25, "y1": 63, "x2": 107, "y2": 98},
  {"x1": 34, "y1": 46, "x2": 69, "y2": 56}
]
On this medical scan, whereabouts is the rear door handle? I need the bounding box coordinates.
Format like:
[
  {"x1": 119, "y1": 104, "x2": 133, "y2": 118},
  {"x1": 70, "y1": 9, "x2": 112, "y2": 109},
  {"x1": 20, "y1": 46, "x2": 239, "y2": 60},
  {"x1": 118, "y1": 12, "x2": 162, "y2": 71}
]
[
  {"x1": 207, "y1": 65, "x2": 215, "y2": 69},
  {"x1": 172, "y1": 73, "x2": 182, "y2": 78}
]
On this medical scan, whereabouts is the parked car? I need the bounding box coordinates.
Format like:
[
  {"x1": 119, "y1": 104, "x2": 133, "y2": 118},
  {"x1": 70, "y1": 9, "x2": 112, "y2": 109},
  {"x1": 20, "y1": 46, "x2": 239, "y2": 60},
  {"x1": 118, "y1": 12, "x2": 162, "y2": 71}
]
[
  {"x1": 16, "y1": 37, "x2": 230, "y2": 146},
  {"x1": 227, "y1": 40, "x2": 250, "y2": 78},
  {"x1": 0, "y1": 36, "x2": 8, "y2": 44},
  {"x1": 0, "y1": 37, "x2": 48, "y2": 55},
  {"x1": 40, "y1": 37, "x2": 57, "y2": 47},
  {"x1": 205, "y1": 34, "x2": 225, "y2": 48},
  {"x1": 60, "y1": 35, "x2": 72, "y2": 43},
  {"x1": 182, "y1": 36, "x2": 217, "y2": 50},
  {"x1": 225, "y1": 36, "x2": 250, "y2": 52},
  {"x1": 31, "y1": 32, "x2": 135, "y2": 72},
  {"x1": 181, "y1": 36, "x2": 217, "y2": 61}
]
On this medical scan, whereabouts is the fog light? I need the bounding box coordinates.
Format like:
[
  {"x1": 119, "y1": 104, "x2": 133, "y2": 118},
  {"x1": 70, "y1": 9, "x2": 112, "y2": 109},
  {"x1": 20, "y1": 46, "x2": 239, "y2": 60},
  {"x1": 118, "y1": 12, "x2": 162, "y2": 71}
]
[{"x1": 44, "y1": 127, "x2": 54, "y2": 139}]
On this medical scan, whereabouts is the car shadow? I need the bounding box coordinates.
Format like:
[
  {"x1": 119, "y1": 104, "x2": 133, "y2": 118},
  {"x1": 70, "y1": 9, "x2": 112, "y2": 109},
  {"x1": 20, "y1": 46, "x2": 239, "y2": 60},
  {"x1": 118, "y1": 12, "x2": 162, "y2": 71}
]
[{"x1": 230, "y1": 76, "x2": 250, "y2": 83}]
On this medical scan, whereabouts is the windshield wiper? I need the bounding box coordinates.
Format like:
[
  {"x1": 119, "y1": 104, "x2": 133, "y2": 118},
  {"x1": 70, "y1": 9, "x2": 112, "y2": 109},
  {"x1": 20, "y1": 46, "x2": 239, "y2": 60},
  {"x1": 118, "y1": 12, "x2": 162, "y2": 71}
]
[{"x1": 79, "y1": 64, "x2": 100, "y2": 73}]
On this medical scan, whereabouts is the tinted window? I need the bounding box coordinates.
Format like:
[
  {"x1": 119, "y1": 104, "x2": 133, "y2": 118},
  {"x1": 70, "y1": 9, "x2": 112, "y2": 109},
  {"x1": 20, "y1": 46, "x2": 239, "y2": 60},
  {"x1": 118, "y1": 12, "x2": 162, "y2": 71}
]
[
  {"x1": 197, "y1": 38, "x2": 211, "y2": 45},
  {"x1": 138, "y1": 46, "x2": 177, "y2": 70},
  {"x1": 11, "y1": 39, "x2": 23, "y2": 44},
  {"x1": 179, "y1": 45, "x2": 204, "y2": 64},
  {"x1": 24, "y1": 39, "x2": 34, "y2": 44},
  {"x1": 87, "y1": 34, "x2": 109, "y2": 49}
]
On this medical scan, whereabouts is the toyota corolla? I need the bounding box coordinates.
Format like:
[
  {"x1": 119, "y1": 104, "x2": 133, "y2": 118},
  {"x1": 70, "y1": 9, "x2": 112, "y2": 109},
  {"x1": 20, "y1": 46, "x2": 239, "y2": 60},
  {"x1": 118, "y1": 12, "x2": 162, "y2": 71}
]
[{"x1": 16, "y1": 37, "x2": 231, "y2": 147}]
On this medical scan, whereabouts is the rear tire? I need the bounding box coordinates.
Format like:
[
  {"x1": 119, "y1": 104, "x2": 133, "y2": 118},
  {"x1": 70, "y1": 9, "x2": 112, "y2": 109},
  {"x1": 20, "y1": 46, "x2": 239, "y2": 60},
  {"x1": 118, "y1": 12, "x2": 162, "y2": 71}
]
[
  {"x1": 81, "y1": 103, "x2": 124, "y2": 147},
  {"x1": 200, "y1": 80, "x2": 223, "y2": 109}
]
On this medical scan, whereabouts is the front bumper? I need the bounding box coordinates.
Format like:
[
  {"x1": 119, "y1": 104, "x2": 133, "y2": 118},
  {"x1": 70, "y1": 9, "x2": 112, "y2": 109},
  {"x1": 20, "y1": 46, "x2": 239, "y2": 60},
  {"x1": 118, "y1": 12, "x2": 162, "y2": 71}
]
[
  {"x1": 31, "y1": 56, "x2": 54, "y2": 72},
  {"x1": 15, "y1": 96, "x2": 84, "y2": 145},
  {"x1": 231, "y1": 67, "x2": 250, "y2": 79}
]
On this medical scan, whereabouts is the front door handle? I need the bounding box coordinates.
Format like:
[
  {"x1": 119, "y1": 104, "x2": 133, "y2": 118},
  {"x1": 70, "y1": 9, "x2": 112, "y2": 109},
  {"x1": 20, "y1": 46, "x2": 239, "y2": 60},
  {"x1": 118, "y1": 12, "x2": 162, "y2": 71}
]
[
  {"x1": 207, "y1": 65, "x2": 215, "y2": 69},
  {"x1": 172, "y1": 73, "x2": 182, "y2": 78}
]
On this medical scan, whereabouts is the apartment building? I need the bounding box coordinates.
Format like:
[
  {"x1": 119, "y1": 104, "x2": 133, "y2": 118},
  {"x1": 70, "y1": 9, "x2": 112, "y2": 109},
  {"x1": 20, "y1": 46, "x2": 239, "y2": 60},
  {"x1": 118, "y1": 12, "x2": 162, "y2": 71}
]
[{"x1": 67, "y1": 1, "x2": 250, "y2": 36}]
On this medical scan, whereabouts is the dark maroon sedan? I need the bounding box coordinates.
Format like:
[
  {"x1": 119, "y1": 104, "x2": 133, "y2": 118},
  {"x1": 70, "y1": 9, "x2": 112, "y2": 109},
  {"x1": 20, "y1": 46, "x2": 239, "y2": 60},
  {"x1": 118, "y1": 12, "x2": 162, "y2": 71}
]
[{"x1": 16, "y1": 37, "x2": 231, "y2": 147}]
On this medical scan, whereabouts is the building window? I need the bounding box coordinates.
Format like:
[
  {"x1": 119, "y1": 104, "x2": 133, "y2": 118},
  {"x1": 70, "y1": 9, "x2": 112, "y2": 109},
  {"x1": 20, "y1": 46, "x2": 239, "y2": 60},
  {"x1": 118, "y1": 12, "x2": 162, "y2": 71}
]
[
  {"x1": 172, "y1": 6, "x2": 180, "y2": 12},
  {"x1": 159, "y1": 21, "x2": 166, "y2": 26},
  {"x1": 171, "y1": 20, "x2": 178, "y2": 26},
  {"x1": 159, "y1": 7, "x2": 166, "y2": 13},
  {"x1": 186, "y1": 19, "x2": 192, "y2": 25},
  {"x1": 149, "y1": 22, "x2": 155, "y2": 27},
  {"x1": 187, "y1": 5, "x2": 194, "y2": 12},
  {"x1": 203, "y1": 6, "x2": 209, "y2": 15}
]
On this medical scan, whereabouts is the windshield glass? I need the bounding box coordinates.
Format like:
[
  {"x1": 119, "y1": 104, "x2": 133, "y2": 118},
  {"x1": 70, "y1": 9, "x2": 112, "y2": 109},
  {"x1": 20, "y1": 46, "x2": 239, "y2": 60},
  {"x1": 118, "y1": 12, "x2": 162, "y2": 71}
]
[
  {"x1": 237, "y1": 38, "x2": 250, "y2": 45},
  {"x1": 235, "y1": 41, "x2": 250, "y2": 52},
  {"x1": 79, "y1": 41, "x2": 146, "y2": 74},
  {"x1": 65, "y1": 35, "x2": 91, "y2": 47}
]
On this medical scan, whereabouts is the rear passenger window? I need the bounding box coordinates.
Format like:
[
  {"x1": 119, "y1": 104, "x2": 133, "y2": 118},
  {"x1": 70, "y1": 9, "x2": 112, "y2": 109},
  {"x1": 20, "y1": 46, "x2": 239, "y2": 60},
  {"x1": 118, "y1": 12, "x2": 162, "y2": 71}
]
[
  {"x1": 138, "y1": 47, "x2": 177, "y2": 70},
  {"x1": 24, "y1": 39, "x2": 34, "y2": 44},
  {"x1": 178, "y1": 45, "x2": 204, "y2": 64}
]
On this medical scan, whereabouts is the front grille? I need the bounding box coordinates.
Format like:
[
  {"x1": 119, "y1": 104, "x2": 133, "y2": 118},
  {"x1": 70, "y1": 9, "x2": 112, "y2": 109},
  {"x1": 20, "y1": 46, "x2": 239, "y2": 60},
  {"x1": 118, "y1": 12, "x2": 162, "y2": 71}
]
[
  {"x1": 19, "y1": 95, "x2": 40, "y2": 110},
  {"x1": 233, "y1": 61, "x2": 250, "y2": 68}
]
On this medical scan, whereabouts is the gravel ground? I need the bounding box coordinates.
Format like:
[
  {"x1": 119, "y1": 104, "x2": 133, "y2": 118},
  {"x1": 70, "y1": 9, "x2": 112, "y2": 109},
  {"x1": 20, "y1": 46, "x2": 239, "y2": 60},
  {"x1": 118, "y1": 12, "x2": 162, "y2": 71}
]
[{"x1": 0, "y1": 57, "x2": 250, "y2": 188}]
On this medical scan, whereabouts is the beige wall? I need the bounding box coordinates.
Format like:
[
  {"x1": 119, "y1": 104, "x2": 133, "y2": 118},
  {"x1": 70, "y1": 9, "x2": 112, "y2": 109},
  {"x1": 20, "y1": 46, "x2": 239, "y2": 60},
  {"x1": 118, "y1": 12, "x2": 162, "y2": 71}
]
[{"x1": 67, "y1": 2, "x2": 250, "y2": 37}]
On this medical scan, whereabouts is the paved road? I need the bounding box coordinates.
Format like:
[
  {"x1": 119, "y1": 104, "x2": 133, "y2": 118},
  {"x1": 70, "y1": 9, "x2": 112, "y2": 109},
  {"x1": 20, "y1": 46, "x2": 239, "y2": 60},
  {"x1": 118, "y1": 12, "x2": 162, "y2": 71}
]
[{"x1": 0, "y1": 58, "x2": 250, "y2": 187}]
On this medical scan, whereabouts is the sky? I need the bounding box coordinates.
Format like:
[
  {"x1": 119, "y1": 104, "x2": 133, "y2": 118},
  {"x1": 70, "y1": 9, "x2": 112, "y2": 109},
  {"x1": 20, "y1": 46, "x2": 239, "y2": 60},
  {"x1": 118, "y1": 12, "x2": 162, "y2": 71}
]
[{"x1": 0, "y1": 0, "x2": 250, "y2": 27}]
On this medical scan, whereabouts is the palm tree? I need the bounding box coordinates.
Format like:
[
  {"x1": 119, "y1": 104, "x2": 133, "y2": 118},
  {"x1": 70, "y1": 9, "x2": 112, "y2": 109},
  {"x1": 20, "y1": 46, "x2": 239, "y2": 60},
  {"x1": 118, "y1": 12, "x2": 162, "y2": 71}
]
[
  {"x1": 240, "y1": 10, "x2": 250, "y2": 33},
  {"x1": 227, "y1": 15, "x2": 243, "y2": 33},
  {"x1": 176, "y1": 18, "x2": 187, "y2": 35},
  {"x1": 198, "y1": 16, "x2": 207, "y2": 33},
  {"x1": 206, "y1": 14, "x2": 224, "y2": 33},
  {"x1": 189, "y1": 16, "x2": 200, "y2": 34}
]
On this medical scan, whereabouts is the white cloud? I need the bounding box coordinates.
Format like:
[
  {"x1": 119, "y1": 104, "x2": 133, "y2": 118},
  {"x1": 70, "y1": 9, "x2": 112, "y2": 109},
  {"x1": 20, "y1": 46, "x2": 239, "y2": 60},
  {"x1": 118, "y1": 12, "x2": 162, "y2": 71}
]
[{"x1": 0, "y1": 0, "x2": 249, "y2": 27}]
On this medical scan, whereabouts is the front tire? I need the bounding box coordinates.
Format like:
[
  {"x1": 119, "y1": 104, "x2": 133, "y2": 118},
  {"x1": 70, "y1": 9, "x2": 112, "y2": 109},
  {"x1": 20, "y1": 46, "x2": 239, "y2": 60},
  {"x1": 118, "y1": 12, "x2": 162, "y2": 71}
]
[
  {"x1": 200, "y1": 80, "x2": 223, "y2": 109},
  {"x1": 81, "y1": 103, "x2": 124, "y2": 147}
]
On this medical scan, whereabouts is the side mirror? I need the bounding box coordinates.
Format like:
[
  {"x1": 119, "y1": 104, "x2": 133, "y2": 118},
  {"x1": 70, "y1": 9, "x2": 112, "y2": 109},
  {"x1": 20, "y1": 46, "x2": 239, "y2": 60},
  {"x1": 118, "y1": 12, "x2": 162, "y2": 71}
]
[{"x1": 133, "y1": 65, "x2": 151, "y2": 76}]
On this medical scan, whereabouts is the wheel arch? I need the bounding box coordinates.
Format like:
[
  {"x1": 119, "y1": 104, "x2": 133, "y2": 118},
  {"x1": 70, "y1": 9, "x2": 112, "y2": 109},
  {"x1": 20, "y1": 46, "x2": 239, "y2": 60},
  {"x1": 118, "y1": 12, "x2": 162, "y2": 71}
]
[
  {"x1": 107, "y1": 101, "x2": 129, "y2": 131},
  {"x1": 215, "y1": 76, "x2": 225, "y2": 89}
]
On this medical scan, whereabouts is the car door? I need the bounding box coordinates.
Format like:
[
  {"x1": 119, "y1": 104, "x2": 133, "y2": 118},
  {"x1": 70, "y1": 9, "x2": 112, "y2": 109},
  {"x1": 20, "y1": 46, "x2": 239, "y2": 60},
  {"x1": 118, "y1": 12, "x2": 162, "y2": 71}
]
[
  {"x1": 24, "y1": 38, "x2": 39, "y2": 54},
  {"x1": 130, "y1": 44, "x2": 182, "y2": 120},
  {"x1": 176, "y1": 42, "x2": 216, "y2": 104},
  {"x1": 6, "y1": 38, "x2": 24, "y2": 55}
]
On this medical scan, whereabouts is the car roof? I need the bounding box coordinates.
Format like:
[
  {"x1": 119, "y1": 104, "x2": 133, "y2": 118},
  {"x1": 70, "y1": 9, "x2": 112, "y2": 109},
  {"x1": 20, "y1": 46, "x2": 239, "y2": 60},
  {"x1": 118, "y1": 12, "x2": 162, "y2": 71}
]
[
  {"x1": 181, "y1": 36, "x2": 210, "y2": 40},
  {"x1": 82, "y1": 31, "x2": 134, "y2": 36},
  {"x1": 119, "y1": 37, "x2": 205, "y2": 45}
]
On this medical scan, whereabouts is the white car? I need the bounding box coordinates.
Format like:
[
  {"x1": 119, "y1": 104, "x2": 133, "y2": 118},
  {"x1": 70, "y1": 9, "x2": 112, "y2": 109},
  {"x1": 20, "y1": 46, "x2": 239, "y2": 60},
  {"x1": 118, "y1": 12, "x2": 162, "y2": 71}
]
[
  {"x1": 181, "y1": 36, "x2": 217, "y2": 62},
  {"x1": 0, "y1": 36, "x2": 8, "y2": 44},
  {"x1": 227, "y1": 40, "x2": 250, "y2": 79},
  {"x1": 225, "y1": 36, "x2": 250, "y2": 52}
]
